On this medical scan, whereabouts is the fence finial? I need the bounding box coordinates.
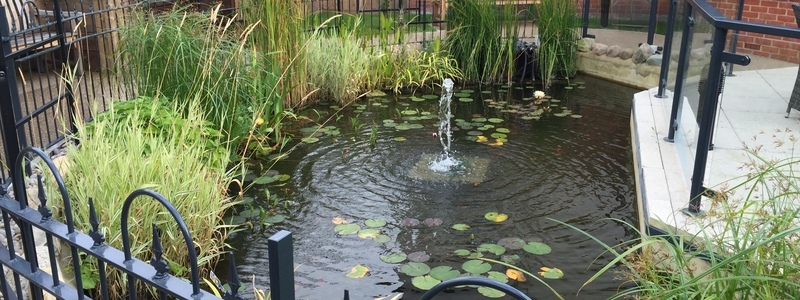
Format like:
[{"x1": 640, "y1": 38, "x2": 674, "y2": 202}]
[
  {"x1": 150, "y1": 223, "x2": 170, "y2": 279},
  {"x1": 88, "y1": 197, "x2": 106, "y2": 247},
  {"x1": 223, "y1": 252, "x2": 244, "y2": 300},
  {"x1": 37, "y1": 175, "x2": 52, "y2": 221}
]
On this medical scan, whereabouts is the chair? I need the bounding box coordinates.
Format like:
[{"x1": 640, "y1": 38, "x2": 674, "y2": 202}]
[{"x1": 786, "y1": 3, "x2": 800, "y2": 117}]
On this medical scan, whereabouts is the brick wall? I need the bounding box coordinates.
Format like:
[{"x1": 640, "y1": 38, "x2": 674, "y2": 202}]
[{"x1": 708, "y1": 0, "x2": 799, "y2": 63}]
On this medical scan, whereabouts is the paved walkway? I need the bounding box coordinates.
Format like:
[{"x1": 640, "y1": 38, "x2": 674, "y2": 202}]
[{"x1": 632, "y1": 65, "x2": 800, "y2": 235}]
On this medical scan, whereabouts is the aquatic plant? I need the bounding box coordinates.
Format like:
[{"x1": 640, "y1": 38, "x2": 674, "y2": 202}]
[
  {"x1": 443, "y1": 0, "x2": 519, "y2": 83},
  {"x1": 536, "y1": 0, "x2": 580, "y2": 89},
  {"x1": 562, "y1": 150, "x2": 800, "y2": 299}
]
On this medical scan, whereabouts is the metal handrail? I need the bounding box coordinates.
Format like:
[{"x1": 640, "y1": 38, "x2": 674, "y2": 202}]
[{"x1": 420, "y1": 276, "x2": 533, "y2": 300}]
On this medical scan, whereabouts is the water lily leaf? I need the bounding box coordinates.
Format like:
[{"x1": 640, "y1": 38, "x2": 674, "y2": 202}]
[
  {"x1": 393, "y1": 137, "x2": 406, "y2": 141},
  {"x1": 506, "y1": 269, "x2": 527, "y2": 282},
  {"x1": 253, "y1": 175, "x2": 279, "y2": 184},
  {"x1": 301, "y1": 137, "x2": 319, "y2": 143},
  {"x1": 400, "y1": 262, "x2": 430, "y2": 276},
  {"x1": 332, "y1": 217, "x2": 349, "y2": 224},
  {"x1": 497, "y1": 237, "x2": 525, "y2": 250},
  {"x1": 487, "y1": 118, "x2": 504, "y2": 123},
  {"x1": 458, "y1": 98, "x2": 473, "y2": 102},
  {"x1": 263, "y1": 214, "x2": 285, "y2": 224},
  {"x1": 358, "y1": 228, "x2": 380, "y2": 239},
  {"x1": 380, "y1": 252, "x2": 407, "y2": 264},
  {"x1": 300, "y1": 126, "x2": 321, "y2": 133},
  {"x1": 346, "y1": 264, "x2": 369, "y2": 278},
  {"x1": 365, "y1": 218, "x2": 387, "y2": 228},
  {"x1": 454, "y1": 92, "x2": 471, "y2": 98},
  {"x1": 430, "y1": 266, "x2": 460, "y2": 281},
  {"x1": 484, "y1": 212, "x2": 508, "y2": 223},
  {"x1": 571, "y1": 114, "x2": 583, "y2": 119},
  {"x1": 411, "y1": 97, "x2": 426, "y2": 102},
  {"x1": 500, "y1": 254, "x2": 521, "y2": 265},
  {"x1": 467, "y1": 252, "x2": 484, "y2": 259},
  {"x1": 462, "y1": 260, "x2": 491, "y2": 275},
  {"x1": 375, "y1": 234, "x2": 391, "y2": 243},
  {"x1": 460, "y1": 89, "x2": 475, "y2": 93},
  {"x1": 477, "y1": 244, "x2": 506, "y2": 256},
  {"x1": 400, "y1": 218, "x2": 420, "y2": 227},
  {"x1": 422, "y1": 94, "x2": 439, "y2": 99},
  {"x1": 238, "y1": 209, "x2": 260, "y2": 218},
  {"x1": 523, "y1": 242, "x2": 552, "y2": 255},
  {"x1": 490, "y1": 133, "x2": 507, "y2": 139},
  {"x1": 539, "y1": 267, "x2": 563, "y2": 279},
  {"x1": 334, "y1": 224, "x2": 360, "y2": 235},
  {"x1": 411, "y1": 275, "x2": 441, "y2": 290},
  {"x1": 423, "y1": 218, "x2": 442, "y2": 227},
  {"x1": 408, "y1": 251, "x2": 431, "y2": 263},
  {"x1": 238, "y1": 197, "x2": 254, "y2": 205},
  {"x1": 495, "y1": 128, "x2": 510, "y2": 133},
  {"x1": 564, "y1": 86, "x2": 573, "y2": 90},
  {"x1": 368, "y1": 90, "x2": 387, "y2": 97},
  {"x1": 454, "y1": 249, "x2": 470, "y2": 256},
  {"x1": 471, "y1": 118, "x2": 487, "y2": 122},
  {"x1": 487, "y1": 271, "x2": 508, "y2": 283},
  {"x1": 401, "y1": 110, "x2": 418, "y2": 115},
  {"x1": 451, "y1": 224, "x2": 470, "y2": 231},
  {"x1": 226, "y1": 215, "x2": 247, "y2": 225},
  {"x1": 477, "y1": 287, "x2": 506, "y2": 298}
]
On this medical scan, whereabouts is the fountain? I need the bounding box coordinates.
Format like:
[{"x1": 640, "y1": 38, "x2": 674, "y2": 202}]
[{"x1": 429, "y1": 78, "x2": 460, "y2": 172}]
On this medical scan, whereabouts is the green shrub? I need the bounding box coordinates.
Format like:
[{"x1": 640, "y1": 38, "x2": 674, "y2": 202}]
[
  {"x1": 306, "y1": 20, "x2": 374, "y2": 104},
  {"x1": 391, "y1": 38, "x2": 463, "y2": 93},
  {"x1": 51, "y1": 100, "x2": 236, "y2": 298}
]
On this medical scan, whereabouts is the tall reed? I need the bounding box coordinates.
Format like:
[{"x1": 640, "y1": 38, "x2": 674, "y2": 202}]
[
  {"x1": 243, "y1": 0, "x2": 308, "y2": 107},
  {"x1": 444, "y1": 0, "x2": 518, "y2": 83},
  {"x1": 536, "y1": 0, "x2": 580, "y2": 89}
]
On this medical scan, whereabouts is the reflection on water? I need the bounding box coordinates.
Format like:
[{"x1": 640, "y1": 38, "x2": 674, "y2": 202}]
[{"x1": 227, "y1": 75, "x2": 639, "y2": 300}]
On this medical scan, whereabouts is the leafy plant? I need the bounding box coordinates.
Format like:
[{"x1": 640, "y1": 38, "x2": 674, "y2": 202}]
[
  {"x1": 392, "y1": 38, "x2": 463, "y2": 93},
  {"x1": 48, "y1": 101, "x2": 236, "y2": 299},
  {"x1": 536, "y1": 0, "x2": 580, "y2": 89}
]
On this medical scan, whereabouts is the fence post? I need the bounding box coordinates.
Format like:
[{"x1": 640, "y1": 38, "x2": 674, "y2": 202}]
[
  {"x1": 0, "y1": 9, "x2": 23, "y2": 174},
  {"x1": 268, "y1": 230, "x2": 295, "y2": 300},
  {"x1": 655, "y1": 0, "x2": 678, "y2": 98}
]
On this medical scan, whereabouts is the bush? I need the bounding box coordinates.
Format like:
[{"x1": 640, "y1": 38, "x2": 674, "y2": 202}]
[
  {"x1": 51, "y1": 100, "x2": 236, "y2": 298},
  {"x1": 306, "y1": 22, "x2": 374, "y2": 104}
]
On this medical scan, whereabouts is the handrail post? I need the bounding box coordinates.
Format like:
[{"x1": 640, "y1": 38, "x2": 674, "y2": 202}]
[
  {"x1": 665, "y1": 3, "x2": 695, "y2": 142},
  {"x1": 269, "y1": 230, "x2": 295, "y2": 300},
  {"x1": 686, "y1": 26, "x2": 728, "y2": 216},
  {"x1": 581, "y1": 0, "x2": 593, "y2": 38},
  {"x1": 655, "y1": 0, "x2": 679, "y2": 98},
  {"x1": 724, "y1": 0, "x2": 745, "y2": 76},
  {"x1": 647, "y1": 0, "x2": 658, "y2": 45}
]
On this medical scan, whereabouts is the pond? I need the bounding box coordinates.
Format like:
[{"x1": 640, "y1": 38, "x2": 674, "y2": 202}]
[{"x1": 227, "y1": 74, "x2": 639, "y2": 299}]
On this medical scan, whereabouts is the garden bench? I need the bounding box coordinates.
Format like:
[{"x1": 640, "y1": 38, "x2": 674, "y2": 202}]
[{"x1": 2, "y1": 0, "x2": 83, "y2": 74}]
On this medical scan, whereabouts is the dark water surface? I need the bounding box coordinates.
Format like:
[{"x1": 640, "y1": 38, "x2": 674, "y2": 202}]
[{"x1": 227, "y1": 75, "x2": 640, "y2": 300}]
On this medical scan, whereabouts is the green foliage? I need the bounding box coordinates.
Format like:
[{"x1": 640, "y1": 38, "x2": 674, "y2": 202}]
[
  {"x1": 49, "y1": 102, "x2": 235, "y2": 299},
  {"x1": 243, "y1": 0, "x2": 308, "y2": 107},
  {"x1": 536, "y1": 0, "x2": 580, "y2": 89},
  {"x1": 391, "y1": 38, "x2": 463, "y2": 93},
  {"x1": 307, "y1": 12, "x2": 435, "y2": 37},
  {"x1": 305, "y1": 18, "x2": 374, "y2": 104},
  {"x1": 561, "y1": 154, "x2": 800, "y2": 299},
  {"x1": 118, "y1": 6, "x2": 266, "y2": 143},
  {"x1": 443, "y1": 0, "x2": 519, "y2": 83}
]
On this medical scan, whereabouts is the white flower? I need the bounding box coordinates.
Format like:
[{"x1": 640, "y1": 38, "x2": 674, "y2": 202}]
[{"x1": 534, "y1": 90, "x2": 546, "y2": 100}]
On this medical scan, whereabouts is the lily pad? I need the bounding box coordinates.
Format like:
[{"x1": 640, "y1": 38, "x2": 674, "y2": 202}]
[
  {"x1": 411, "y1": 275, "x2": 441, "y2": 290},
  {"x1": 358, "y1": 228, "x2": 381, "y2": 239},
  {"x1": 253, "y1": 175, "x2": 279, "y2": 184},
  {"x1": 477, "y1": 244, "x2": 506, "y2": 256},
  {"x1": 430, "y1": 266, "x2": 460, "y2": 281},
  {"x1": 423, "y1": 218, "x2": 443, "y2": 227},
  {"x1": 490, "y1": 133, "x2": 507, "y2": 139},
  {"x1": 523, "y1": 242, "x2": 552, "y2": 255},
  {"x1": 400, "y1": 218, "x2": 420, "y2": 227},
  {"x1": 375, "y1": 234, "x2": 391, "y2": 243},
  {"x1": 458, "y1": 98, "x2": 473, "y2": 103},
  {"x1": 365, "y1": 218, "x2": 387, "y2": 228},
  {"x1": 346, "y1": 264, "x2": 369, "y2": 278},
  {"x1": 454, "y1": 92, "x2": 471, "y2": 98},
  {"x1": 401, "y1": 110, "x2": 418, "y2": 115},
  {"x1": 467, "y1": 131, "x2": 483, "y2": 136},
  {"x1": 334, "y1": 224, "x2": 361, "y2": 235},
  {"x1": 422, "y1": 94, "x2": 439, "y2": 99},
  {"x1": 462, "y1": 260, "x2": 491, "y2": 275},
  {"x1": 393, "y1": 137, "x2": 407, "y2": 141},
  {"x1": 471, "y1": 117, "x2": 487, "y2": 122},
  {"x1": 500, "y1": 254, "x2": 521, "y2": 265},
  {"x1": 539, "y1": 267, "x2": 563, "y2": 279},
  {"x1": 238, "y1": 209, "x2": 260, "y2": 218},
  {"x1": 411, "y1": 97, "x2": 426, "y2": 102},
  {"x1": 263, "y1": 214, "x2": 285, "y2": 224},
  {"x1": 467, "y1": 252, "x2": 484, "y2": 259},
  {"x1": 497, "y1": 237, "x2": 526, "y2": 250},
  {"x1": 487, "y1": 118, "x2": 504, "y2": 123},
  {"x1": 226, "y1": 215, "x2": 246, "y2": 225},
  {"x1": 487, "y1": 271, "x2": 508, "y2": 283},
  {"x1": 460, "y1": 89, "x2": 475, "y2": 93},
  {"x1": 380, "y1": 252, "x2": 407, "y2": 264},
  {"x1": 332, "y1": 217, "x2": 349, "y2": 224},
  {"x1": 301, "y1": 137, "x2": 320, "y2": 143},
  {"x1": 571, "y1": 114, "x2": 583, "y2": 119},
  {"x1": 495, "y1": 128, "x2": 510, "y2": 133},
  {"x1": 451, "y1": 224, "x2": 470, "y2": 231},
  {"x1": 477, "y1": 287, "x2": 506, "y2": 298},
  {"x1": 484, "y1": 212, "x2": 508, "y2": 223},
  {"x1": 454, "y1": 249, "x2": 470, "y2": 256},
  {"x1": 400, "y1": 262, "x2": 431, "y2": 277},
  {"x1": 408, "y1": 251, "x2": 431, "y2": 263}
]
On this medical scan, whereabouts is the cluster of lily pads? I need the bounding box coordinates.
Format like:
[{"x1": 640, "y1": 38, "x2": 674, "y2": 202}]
[{"x1": 336, "y1": 212, "x2": 564, "y2": 299}]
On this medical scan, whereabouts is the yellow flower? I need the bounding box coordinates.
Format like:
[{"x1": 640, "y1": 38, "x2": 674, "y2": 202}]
[{"x1": 255, "y1": 117, "x2": 265, "y2": 126}]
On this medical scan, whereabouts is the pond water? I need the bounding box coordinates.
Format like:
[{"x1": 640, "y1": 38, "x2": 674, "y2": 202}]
[{"x1": 227, "y1": 75, "x2": 639, "y2": 299}]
